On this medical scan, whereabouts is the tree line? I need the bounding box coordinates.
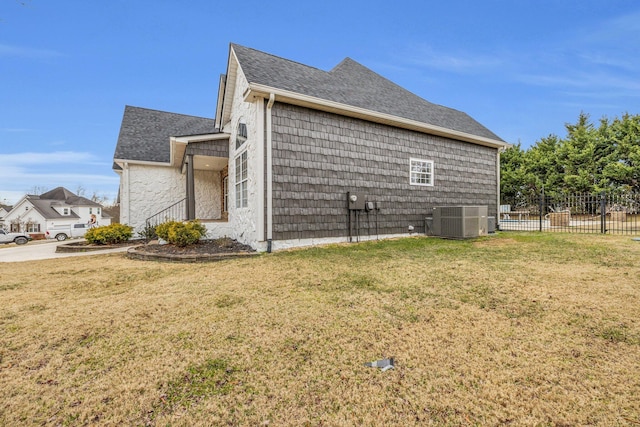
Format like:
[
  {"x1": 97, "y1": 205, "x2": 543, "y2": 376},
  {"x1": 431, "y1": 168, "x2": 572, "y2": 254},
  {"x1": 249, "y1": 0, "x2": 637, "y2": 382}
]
[{"x1": 501, "y1": 112, "x2": 640, "y2": 202}]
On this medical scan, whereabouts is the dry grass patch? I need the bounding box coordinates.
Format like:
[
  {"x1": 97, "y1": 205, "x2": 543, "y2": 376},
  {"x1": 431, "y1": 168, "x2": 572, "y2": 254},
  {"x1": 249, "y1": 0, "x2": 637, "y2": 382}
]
[{"x1": 1, "y1": 233, "x2": 640, "y2": 425}]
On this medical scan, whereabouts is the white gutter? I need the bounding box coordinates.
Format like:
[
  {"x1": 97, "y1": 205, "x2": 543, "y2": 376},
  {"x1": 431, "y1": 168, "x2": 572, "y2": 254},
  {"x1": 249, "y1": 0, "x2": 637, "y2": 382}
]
[
  {"x1": 244, "y1": 84, "x2": 508, "y2": 150},
  {"x1": 266, "y1": 93, "x2": 275, "y2": 248}
]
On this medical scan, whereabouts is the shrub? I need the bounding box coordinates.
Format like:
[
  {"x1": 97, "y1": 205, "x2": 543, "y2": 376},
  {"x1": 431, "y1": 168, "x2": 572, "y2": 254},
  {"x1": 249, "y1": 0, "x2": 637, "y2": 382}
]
[
  {"x1": 85, "y1": 223, "x2": 133, "y2": 245},
  {"x1": 155, "y1": 220, "x2": 207, "y2": 247},
  {"x1": 138, "y1": 222, "x2": 158, "y2": 241},
  {"x1": 155, "y1": 221, "x2": 181, "y2": 241}
]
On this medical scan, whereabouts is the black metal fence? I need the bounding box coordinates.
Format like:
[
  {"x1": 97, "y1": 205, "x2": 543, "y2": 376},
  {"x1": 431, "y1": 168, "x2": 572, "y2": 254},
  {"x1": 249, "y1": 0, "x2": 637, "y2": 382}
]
[{"x1": 499, "y1": 192, "x2": 640, "y2": 235}]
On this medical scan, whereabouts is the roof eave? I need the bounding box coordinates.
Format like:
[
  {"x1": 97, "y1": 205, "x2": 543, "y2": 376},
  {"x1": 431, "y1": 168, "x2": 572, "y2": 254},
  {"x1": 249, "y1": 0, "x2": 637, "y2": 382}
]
[
  {"x1": 245, "y1": 83, "x2": 508, "y2": 149},
  {"x1": 113, "y1": 158, "x2": 174, "y2": 168}
]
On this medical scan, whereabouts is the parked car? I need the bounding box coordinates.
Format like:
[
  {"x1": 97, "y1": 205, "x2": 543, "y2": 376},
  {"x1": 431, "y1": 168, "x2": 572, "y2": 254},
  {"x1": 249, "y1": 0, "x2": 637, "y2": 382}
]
[
  {"x1": 0, "y1": 229, "x2": 31, "y2": 245},
  {"x1": 45, "y1": 223, "x2": 92, "y2": 241}
]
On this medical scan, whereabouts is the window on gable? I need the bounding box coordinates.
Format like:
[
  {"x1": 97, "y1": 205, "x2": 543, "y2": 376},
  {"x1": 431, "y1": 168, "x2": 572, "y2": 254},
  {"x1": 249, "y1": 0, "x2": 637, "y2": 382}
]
[
  {"x1": 410, "y1": 158, "x2": 434, "y2": 186},
  {"x1": 236, "y1": 122, "x2": 248, "y2": 149},
  {"x1": 63, "y1": 208, "x2": 70, "y2": 215},
  {"x1": 235, "y1": 151, "x2": 248, "y2": 208}
]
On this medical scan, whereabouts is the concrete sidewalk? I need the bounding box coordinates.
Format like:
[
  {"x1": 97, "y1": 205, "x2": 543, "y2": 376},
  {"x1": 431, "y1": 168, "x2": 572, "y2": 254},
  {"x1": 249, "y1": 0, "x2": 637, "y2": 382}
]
[{"x1": 0, "y1": 240, "x2": 131, "y2": 262}]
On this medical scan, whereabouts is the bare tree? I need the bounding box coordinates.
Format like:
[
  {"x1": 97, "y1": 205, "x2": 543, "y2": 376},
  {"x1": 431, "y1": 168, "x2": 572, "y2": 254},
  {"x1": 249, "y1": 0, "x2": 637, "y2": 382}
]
[{"x1": 27, "y1": 186, "x2": 48, "y2": 195}]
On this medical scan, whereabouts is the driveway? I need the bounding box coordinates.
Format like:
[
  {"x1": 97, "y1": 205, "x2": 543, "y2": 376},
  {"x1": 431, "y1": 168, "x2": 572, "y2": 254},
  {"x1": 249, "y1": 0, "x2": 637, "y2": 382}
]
[{"x1": 0, "y1": 239, "x2": 132, "y2": 263}]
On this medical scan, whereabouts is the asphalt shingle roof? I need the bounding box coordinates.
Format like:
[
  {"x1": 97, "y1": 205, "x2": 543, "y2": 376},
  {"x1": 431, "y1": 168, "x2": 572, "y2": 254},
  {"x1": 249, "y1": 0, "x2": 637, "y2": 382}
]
[
  {"x1": 114, "y1": 106, "x2": 219, "y2": 163},
  {"x1": 232, "y1": 44, "x2": 503, "y2": 142},
  {"x1": 23, "y1": 187, "x2": 102, "y2": 220},
  {"x1": 39, "y1": 187, "x2": 102, "y2": 207}
]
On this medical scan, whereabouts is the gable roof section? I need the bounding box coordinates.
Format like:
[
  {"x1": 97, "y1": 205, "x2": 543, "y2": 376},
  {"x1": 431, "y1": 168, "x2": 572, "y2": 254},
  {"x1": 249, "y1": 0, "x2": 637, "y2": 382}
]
[
  {"x1": 39, "y1": 187, "x2": 102, "y2": 207},
  {"x1": 114, "y1": 106, "x2": 219, "y2": 164},
  {"x1": 230, "y1": 44, "x2": 505, "y2": 146},
  {"x1": 40, "y1": 187, "x2": 76, "y2": 201},
  {"x1": 27, "y1": 198, "x2": 81, "y2": 220}
]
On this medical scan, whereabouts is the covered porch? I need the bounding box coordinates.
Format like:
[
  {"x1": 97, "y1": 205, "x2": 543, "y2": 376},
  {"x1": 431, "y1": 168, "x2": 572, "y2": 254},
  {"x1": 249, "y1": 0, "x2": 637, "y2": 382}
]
[{"x1": 146, "y1": 134, "x2": 232, "y2": 238}]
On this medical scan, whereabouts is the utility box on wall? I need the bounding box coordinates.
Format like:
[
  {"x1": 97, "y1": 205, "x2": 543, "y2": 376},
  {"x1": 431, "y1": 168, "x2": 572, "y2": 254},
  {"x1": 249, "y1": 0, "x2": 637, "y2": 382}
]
[
  {"x1": 347, "y1": 192, "x2": 366, "y2": 210},
  {"x1": 432, "y1": 206, "x2": 488, "y2": 239}
]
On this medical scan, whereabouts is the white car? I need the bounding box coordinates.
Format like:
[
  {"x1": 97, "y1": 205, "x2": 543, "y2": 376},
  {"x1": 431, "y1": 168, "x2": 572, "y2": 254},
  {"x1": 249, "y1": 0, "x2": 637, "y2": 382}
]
[
  {"x1": 0, "y1": 229, "x2": 31, "y2": 245},
  {"x1": 45, "y1": 223, "x2": 92, "y2": 241}
]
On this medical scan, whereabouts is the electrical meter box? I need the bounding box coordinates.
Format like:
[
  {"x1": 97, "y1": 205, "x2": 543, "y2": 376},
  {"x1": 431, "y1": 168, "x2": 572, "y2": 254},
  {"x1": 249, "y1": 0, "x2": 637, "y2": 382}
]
[{"x1": 347, "y1": 192, "x2": 365, "y2": 210}]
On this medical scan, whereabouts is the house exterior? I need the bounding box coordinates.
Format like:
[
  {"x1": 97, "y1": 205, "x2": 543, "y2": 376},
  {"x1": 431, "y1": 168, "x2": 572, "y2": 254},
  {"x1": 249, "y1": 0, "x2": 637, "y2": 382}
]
[
  {"x1": 3, "y1": 187, "x2": 111, "y2": 235},
  {"x1": 113, "y1": 44, "x2": 507, "y2": 251},
  {"x1": 0, "y1": 204, "x2": 11, "y2": 228}
]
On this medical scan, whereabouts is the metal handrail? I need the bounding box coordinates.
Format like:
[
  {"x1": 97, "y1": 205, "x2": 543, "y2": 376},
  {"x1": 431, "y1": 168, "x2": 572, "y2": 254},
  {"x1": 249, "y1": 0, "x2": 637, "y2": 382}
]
[{"x1": 145, "y1": 198, "x2": 187, "y2": 229}]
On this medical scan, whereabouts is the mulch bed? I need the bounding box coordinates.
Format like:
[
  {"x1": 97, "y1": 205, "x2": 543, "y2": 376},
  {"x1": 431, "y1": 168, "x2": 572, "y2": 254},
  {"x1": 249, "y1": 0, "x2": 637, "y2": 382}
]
[
  {"x1": 127, "y1": 238, "x2": 257, "y2": 263},
  {"x1": 57, "y1": 238, "x2": 256, "y2": 262},
  {"x1": 140, "y1": 238, "x2": 255, "y2": 255}
]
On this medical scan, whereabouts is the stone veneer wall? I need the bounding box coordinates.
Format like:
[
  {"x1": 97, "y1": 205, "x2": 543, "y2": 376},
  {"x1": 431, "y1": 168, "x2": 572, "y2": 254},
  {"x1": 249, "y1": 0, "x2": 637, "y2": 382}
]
[
  {"x1": 270, "y1": 103, "x2": 498, "y2": 241},
  {"x1": 224, "y1": 67, "x2": 260, "y2": 247},
  {"x1": 126, "y1": 164, "x2": 185, "y2": 232},
  {"x1": 194, "y1": 169, "x2": 221, "y2": 220}
]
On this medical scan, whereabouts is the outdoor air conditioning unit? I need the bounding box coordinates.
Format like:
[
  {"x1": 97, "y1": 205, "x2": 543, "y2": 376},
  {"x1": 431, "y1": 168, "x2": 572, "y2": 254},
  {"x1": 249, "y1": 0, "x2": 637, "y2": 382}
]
[{"x1": 432, "y1": 206, "x2": 488, "y2": 239}]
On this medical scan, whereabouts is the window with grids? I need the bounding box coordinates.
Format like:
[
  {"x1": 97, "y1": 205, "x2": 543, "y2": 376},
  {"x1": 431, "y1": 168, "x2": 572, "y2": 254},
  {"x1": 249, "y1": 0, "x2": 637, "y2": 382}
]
[
  {"x1": 235, "y1": 151, "x2": 248, "y2": 208},
  {"x1": 26, "y1": 223, "x2": 40, "y2": 232},
  {"x1": 410, "y1": 158, "x2": 434, "y2": 186}
]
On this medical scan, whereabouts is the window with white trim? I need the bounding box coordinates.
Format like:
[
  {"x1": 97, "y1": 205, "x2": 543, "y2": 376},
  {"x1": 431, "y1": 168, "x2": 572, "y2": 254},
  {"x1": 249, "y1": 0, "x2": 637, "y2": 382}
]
[
  {"x1": 410, "y1": 158, "x2": 434, "y2": 186},
  {"x1": 223, "y1": 176, "x2": 229, "y2": 212},
  {"x1": 235, "y1": 151, "x2": 248, "y2": 208},
  {"x1": 236, "y1": 122, "x2": 247, "y2": 149},
  {"x1": 26, "y1": 223, "x2": 40, "y2": 233}
]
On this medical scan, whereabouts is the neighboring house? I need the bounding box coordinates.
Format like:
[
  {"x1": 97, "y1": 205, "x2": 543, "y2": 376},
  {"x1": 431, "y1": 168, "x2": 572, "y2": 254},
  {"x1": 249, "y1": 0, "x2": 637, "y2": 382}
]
[
  {"x1": 113, "y1": 43, "x2": 508, "y2": 251},
  {"x1": 3, "y1": 187, "x2": 111, "y2": 234},
  {"x1": 0, "y1": 204, "x2": 12, "y2": 229}
]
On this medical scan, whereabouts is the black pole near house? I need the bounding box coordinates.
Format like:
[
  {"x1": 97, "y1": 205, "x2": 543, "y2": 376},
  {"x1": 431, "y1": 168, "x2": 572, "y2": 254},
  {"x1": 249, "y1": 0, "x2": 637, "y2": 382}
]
[
  {"x1": 600, "y1": 192, "x2": 607, "y2": 234},
  {"x1": 539, "y1": 187, "x2": 545, "y2": 232},
  {"x1": 186, "y1": 154, "x2": 196, "y2": 221}
]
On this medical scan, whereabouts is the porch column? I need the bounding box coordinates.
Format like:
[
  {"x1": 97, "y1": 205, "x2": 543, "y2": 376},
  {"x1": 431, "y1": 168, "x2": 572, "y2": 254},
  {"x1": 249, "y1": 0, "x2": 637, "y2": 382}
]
[{"x1": 186, "y1": 154, "x2": 196, "y2": 220}]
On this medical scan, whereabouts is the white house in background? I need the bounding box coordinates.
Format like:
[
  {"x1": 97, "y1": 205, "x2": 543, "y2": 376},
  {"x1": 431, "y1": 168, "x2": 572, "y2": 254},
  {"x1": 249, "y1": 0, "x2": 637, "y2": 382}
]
[
  {"x1": 0, "y1": 204, "x2": 12, "y2": 228},
  {"x1": 3, "y1": 187, "x2": 111, "y2": 234}
]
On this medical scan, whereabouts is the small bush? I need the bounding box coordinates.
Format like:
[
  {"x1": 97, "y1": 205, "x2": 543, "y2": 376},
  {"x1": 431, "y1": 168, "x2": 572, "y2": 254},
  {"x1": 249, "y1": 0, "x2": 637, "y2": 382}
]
[
  {"x1": 138, "y1": 222, "x2": 158, "y2": 241},
  {"x1": 155, "y1": 221, "x2": 181, "y2": 241},
  {"x1": 155, "y1": 220, "x2": 207, "y2": 247},
  {"x1": 85, "y1": 223, "x2": 133, "y2": 245}
]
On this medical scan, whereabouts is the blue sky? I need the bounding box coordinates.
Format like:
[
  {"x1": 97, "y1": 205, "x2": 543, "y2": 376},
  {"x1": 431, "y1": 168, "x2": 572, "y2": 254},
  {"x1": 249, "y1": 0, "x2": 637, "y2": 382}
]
[{"x1": 1, "y1": 0, "x2": 639, "y2": 205}]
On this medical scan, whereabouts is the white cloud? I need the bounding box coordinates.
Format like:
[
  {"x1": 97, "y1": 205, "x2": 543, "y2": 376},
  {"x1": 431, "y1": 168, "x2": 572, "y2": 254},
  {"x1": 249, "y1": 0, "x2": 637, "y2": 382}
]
[
  {"x1": 0, "y1": 43, "x2": 63, "y2": 59},
  {"x1": 402, "y1": 44, "x2": 505, "y2": 74},
  {"x1": 1, "y1": 151, "x2": 97, "y2": 165},
  {"x1": 0, "y1": 151, "x2": 119, "y2": 205}
]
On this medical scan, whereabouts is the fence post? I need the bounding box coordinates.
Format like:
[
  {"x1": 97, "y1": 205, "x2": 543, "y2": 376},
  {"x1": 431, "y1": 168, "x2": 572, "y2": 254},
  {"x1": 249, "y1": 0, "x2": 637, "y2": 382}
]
[
  {"x1": 539, "y1": 188, "x2": 544, "y2": 232},
  {"x1": 600, "y1": 192, "x2": 607, "y2": 234}
]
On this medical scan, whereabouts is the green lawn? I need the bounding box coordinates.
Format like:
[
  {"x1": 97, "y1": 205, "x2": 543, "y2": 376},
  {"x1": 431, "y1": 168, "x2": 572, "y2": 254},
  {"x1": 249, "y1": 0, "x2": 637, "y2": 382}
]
[{"x1": 1, "y1": 233, "x2": 639, "y2": 425}]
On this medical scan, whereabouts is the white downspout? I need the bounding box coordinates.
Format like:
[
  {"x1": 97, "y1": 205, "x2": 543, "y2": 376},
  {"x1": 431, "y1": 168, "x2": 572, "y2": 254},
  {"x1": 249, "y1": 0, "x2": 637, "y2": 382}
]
[{"x1": 266, "y1": 93, "x2": 275, "y2": 251}]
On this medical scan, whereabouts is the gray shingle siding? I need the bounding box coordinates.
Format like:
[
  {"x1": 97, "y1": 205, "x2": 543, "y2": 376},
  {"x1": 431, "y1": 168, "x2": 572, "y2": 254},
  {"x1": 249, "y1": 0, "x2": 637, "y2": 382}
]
[
  {"x1": 270, "y1": 103, "x2": 497, "y2": 240},
  {"x1": 185, "y1": 140, "x2": 229, "y2": 158}
]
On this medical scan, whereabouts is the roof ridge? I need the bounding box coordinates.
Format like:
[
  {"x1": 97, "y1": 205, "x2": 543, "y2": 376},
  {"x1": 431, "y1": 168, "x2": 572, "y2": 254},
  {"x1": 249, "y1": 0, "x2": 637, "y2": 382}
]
[
  {"x1": 231, "y1": 43, "x2": 330, "y2": 74},
  {"x1": 124, "y1": 105, "x2": 215, "y2": 122}
]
